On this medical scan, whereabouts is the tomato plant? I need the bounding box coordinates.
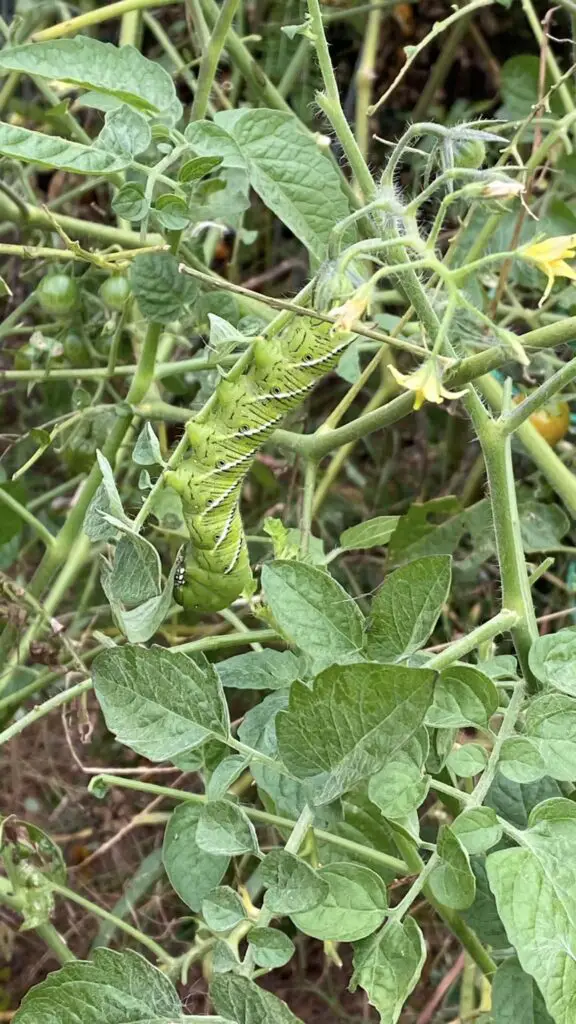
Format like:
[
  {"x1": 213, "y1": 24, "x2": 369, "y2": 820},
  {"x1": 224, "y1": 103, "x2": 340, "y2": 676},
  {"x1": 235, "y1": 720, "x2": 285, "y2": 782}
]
[
  {"x1": 1, "y1": 5, "x2": 576, "y2": 1024},
  {"x1": 36, "y1": 273, "x2": 80, "y2": 316},
  {"x1": 99, "y1": 275, "x2": 131, "y2": 310}
]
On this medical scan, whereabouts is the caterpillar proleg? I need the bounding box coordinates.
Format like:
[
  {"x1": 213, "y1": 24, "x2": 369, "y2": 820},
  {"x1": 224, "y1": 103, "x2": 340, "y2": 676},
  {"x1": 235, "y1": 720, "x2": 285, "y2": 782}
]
[{"x1": 166, "y1": 316, "x2": 354, "y2": 611}]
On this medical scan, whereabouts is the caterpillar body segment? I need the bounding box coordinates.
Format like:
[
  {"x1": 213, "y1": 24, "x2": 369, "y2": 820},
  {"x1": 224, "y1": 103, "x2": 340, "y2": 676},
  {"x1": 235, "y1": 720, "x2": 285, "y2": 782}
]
[{"x1": 168, "y1": 317, "x2": 354, "y2": 612}]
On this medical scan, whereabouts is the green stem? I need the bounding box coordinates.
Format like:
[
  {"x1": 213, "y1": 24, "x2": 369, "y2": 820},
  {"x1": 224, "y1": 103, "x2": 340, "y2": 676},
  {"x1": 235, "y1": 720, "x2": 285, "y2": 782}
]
[
  {"x1": 501, "y1": 355, "x2": 576, "y2": 435},
  {"x1": 50, "y1": 881, "x2": 173, "y2": 965},
  {"x1": 0, "y1": 486, "x2": 55, "y2": 549},
  {"x1": 390, "y1": 832, "x2": 496, "y2": 978},
  {"x1": 178, "y1": 264, "x2": 427, "y2": 357},
  {"x1": 90, "y1": 774, "x2": 408, "y2": 876},
  {"x1": 198, "y1": 0, "x2": 292, "y2": 114},
  {"x1": 0, "y1": 352, "x2": 240, "y2": 383},
  {"x1": 190, "y1": 0, "x2": 241, "y2": 121},
  {"x1": 427, "y1": 609, "x2": 519, "y2": 672},
  {"x1": 161, "y1": 628, "x2": 279, "y2": 654},
  {"x1": 466, "y1": 396, "x2": 538, "y2": 685},
  {"x1": 307, "y1": 0, "x2": 375, "y2": 199},
  {"x1": 521, "y1": 0, "x2": 576, "y2": 115},
  {"x1": 0, "y1": 645, "x2": 107, "y2": 716},
  {"x1": 469, "y1": 679, "x2": 526, "y2": 807},
  {"x1": 0, "y1": 323, "x2": 162, "y2": 683},
  {"x1": 0, "y1": 879, "x2": 77, "y2": 964},
  {"x1": 243, "y1": 804, "x2": 314, "y2": 971},
  {"x1": 478, "y1": 373, "x2": 576, "y2": 518},
  {"x1": 354, "y1": 0, "x2": 386, "y2": 166},
  {"x1": 0, "y1": 680, "x2": 92, "y2": 748},
  {"x1": 31, "y1": 0, "x2": 175, "y2": 39},
  {"x1": 28, "y1": 474, "x2": 84, "y2": 511},
  {"x1": 299, "y1": 459, "x2": 318, "y2": 557},
  {"x1": 412, "y1": 5, "x2": 474, "y2": 120},
  {"x1": 277, "y1": 36, "x2": 311, "y2": 98},
  {"x1": 272, "y1": 307, "x2": 576, "y2": 459},
  {"x1": 368, "y1": 0, "x2": 493, "y2": 116},
  {"x1": 0, "y1": 191, "x2": 165, "y2": 249}
]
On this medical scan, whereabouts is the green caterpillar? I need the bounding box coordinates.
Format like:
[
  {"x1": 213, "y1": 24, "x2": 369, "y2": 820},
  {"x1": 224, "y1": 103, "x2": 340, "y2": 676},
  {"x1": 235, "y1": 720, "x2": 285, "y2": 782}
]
[{"x1": 166, "y1": 316, "x2": 353, "y2": 612}]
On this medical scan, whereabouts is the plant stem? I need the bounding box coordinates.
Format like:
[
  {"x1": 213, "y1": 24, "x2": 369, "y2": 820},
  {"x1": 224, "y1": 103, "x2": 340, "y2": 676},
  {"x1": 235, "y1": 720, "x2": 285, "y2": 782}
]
[
  {"x1": 501, "y1": 355, "x2": 576, "y2": 435},
  {"x1": 90, "y1": 774, "x2": 408, "y2": 875},
  {"x1": 390, "y1": 833, "x2": 496, "y2": 978},
  {"x1": 312, "y1": 377, "x2": 393, "y2": 514},
  {"x1": 50, "y1": 881, "x2": 173, "y2": 965},
  {"x1": 190, "y1": 0, "x2": 241, "y2": 121},
  {"x1": 0, "y1": 190, "x2": 164, "y2": 249},
  {"x1": 412, "y1": 5, "x2": 474, "y2": 121},
  {"x1": 307, "y1": 0, "x2": 375, "y2": 199},
  {"x1": 368, "y1": 0, "x2": 493, "y2": 116},
  {"x1": 354, "y1": 0, "x2": 385, "y2": 167},
  {"x1": 198, "y1": 0, "x2": 292, "y2": 114},
  {"x1": 427, "y1": 609, "x2": 519, "y2": 672},
  {"x1": 478, "y1": 373, "x2": 576, "y2": 518},
  {"x1": 178, "y1": 265, "x2": 427, "y2": 357},
  {"x1": 272, "y1": 306, "x2": 576, "y2": 459},
  {"x1": 466, "y1": 395, "x2": 538, "y2": 686},
  {"x1": 31, "y1": 0, "x2": 175, "y2": 39},
  {"x1": 0, "y1": 486, "x2": 55, "y2": 549},
  {"x1": 469, "y1": 679, "x2": 526, "y2": 806},
  {"x1": 278, "y1": 36, "x2": 311, "y2": 98},
  {"x1": 0, "y1": 321, "x2": 162, "y2": 682},
  {"x1": 521, "y1": 0, "x2": 576, "y2": 115},
  {"x1": 163, "y1": 628, "x2": 279, "y2": 653},
  {"x1": 0, "y1": 880, "x2": 77, "y2": 964},
  {"x1": 299, "y1": 459, "x2": 318, "y2": 557},
  {"x1": 0, "y1": 352, "x2": 240, "y2": 383},
  {"x1": 243, "y1": 804, "x2": 314, "y2": 971},
  {"x1": 0, "y1": 645, "x2": 107, "y2": 716},
  {"x1": 0, "y1": 680, "x2": 92, "y2": 748}
]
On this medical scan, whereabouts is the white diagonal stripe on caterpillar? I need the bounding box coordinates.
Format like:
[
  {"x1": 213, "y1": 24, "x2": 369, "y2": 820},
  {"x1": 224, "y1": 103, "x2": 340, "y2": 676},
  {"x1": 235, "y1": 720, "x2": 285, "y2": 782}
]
[
  {"x1": 201, "y1": 450, "x2": 256, "y2": 479},
  {"x1": 233, "y1": 415, "x2": 284, "y2": 438},
  {"x1": 253, "y1": 382, "x2": 316, "y2": 403},
  {"x1": 291, "y1": 338, "x2": 351, "y2": 369},
  {"x1": 213, "y1": 505, "x2": 238, "y2": 549},
  {"x1": 224, "y1": 533, "x2": 244, "y2": 575},
  {"x1": 202, "y1": 479, "x2": 242, "y2": 513}
]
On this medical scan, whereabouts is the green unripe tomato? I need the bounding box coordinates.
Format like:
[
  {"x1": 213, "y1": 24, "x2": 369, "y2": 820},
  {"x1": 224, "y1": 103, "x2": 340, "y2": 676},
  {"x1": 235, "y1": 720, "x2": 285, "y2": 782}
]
[
  {"x1": 13, "y1": 344, "x2": 32, "y2": 370},
  {"x1": 62, "y1": 330, "x2": 90, "y2": 367},
  {"x1": 37, "y1": 273, "x2": 80, "y2": 316},
  {"x1": 99, "y1": 275, "x2": 131, "y2": 310},
  {"x1": 452, "y1": 138, "x2": 486, "y2": 170}
]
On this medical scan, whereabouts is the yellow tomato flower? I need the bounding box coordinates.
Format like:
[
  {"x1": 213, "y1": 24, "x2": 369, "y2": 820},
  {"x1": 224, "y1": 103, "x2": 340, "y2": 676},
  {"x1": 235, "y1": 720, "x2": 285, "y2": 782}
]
[
  {"x1": 389, "y1": 359, "x2": 467, "y2": 410},
  {"x1": 522, "y1": 233, "x2": 576, "y2": 305},
  {"x1": 329, "y1": 285, "x2": 371, "y2": 332}
]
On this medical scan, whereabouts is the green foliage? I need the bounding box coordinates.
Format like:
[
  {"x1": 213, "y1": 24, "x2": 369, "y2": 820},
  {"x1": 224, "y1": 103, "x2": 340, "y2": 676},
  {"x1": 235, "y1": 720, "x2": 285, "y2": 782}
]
[
  {"x1": 262, "y1": 561, "x2": 364, "y2": 671},
  {"x1": 12, "y1": 949, "x2": 190, "y2": 1023},
  {"x1": 0, "y1": 122, "x2": 130, "y2": 173},
  {"x1": 4, "y1": 6, "x2": 576, "y2": 1024},
  {"x1": 351, "y1": 918, "x2": 426, "y2": 1024},
  {"x1": 129, "y1": 252, "x2": 198, "y2": 324},
  {"x1": 0, "y1": 38, "x2": 180, "y2": 116},
  {"x1": 93, "y1": 645, "x2": 229, "y2": 760},
  {"x1": 290, "y1": 862, "x2": 388, "y2": 941},
  {"x1": 364, "y1": 555, "x2": 452, "y2": 662},
  {"x1": 162, "y1": 805, "x2": 230, "y2": 912},
  {"x1": 276, "y1": 662, "x2": 435, "y2": 803}
]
